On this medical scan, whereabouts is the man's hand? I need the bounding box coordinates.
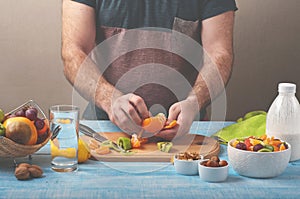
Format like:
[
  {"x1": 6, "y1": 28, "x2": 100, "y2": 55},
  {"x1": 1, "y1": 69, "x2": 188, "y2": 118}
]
[
  {"x1": 155, "y1": 96, "x2": 200, "y2": 140},
  {"x1": 109, "y1": 93, "x2": 150, "y2": 134}
]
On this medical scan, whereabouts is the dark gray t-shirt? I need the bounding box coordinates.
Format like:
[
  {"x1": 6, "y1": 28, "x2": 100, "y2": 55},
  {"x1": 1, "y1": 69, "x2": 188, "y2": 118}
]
[
  {"x1": 72, "y1": 0, "x2": 237, "y2": 120},
  {"x1": 74, "y1": 0, "x2": 237, "y2": 29}
]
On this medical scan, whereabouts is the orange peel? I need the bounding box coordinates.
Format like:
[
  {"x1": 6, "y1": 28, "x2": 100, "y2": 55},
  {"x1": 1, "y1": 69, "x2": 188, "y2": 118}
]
[{"x1": 163, "y1": 120, "x2": 178, "y2": 129}]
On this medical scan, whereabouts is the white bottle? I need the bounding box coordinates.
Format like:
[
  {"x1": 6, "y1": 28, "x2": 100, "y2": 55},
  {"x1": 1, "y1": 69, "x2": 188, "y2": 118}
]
[{"x1": 266, "y1": 83, "x2": 300, "y2": 161}]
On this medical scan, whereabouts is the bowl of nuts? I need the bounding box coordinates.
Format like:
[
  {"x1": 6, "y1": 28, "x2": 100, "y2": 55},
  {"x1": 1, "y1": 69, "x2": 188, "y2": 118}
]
[
  {"x1": 198, "y1": 156, "x2": 229, "y2": 182},
  {"x1": 174, "y1": 152, "x2": 202, "y2": 175}
]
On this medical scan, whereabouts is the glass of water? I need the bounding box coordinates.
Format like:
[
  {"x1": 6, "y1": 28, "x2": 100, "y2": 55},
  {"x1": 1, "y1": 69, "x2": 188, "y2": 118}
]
[{"x1": 49, "y1": 105, "x2": 79, "y2": 172}]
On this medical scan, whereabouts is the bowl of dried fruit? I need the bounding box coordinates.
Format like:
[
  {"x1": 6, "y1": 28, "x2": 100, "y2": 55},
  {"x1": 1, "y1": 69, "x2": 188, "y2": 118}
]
[
  {"x1": 173, "y1": 152, "x2": 202, "y2": 175},
  {"x1": 228, "y1": 135, "x2": 291, "y2": 178},
  {"x1": 198, "y1": 156, "x2": 229, "y2": 182},
  {"x1": 0, "y1": 100, "x2": 52, "y2": 158}
]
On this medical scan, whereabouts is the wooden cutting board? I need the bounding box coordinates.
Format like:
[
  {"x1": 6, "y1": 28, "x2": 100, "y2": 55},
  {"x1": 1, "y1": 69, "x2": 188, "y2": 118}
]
[{"x1": 81, "y1": 132, "x2": 220, "y2": 162}]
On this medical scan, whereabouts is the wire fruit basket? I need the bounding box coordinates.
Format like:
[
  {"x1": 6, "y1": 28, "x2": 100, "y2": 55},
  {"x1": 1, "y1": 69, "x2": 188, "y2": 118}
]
[{"x1": 0, "y1": 100, "x2": 52, "y2": 158}]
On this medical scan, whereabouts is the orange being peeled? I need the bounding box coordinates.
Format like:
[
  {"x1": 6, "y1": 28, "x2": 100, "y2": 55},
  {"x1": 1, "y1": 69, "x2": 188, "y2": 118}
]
[
  {"x1": 142, "y1": 113, "x2": 167, "y2": 133},
  {"x1": 3, "y1": 117, "x2": 37, "y2": 145}
]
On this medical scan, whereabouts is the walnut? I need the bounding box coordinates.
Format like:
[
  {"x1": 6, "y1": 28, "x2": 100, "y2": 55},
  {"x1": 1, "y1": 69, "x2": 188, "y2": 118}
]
[
  {"x1": 28, "y1": 165, "x2": 43, "y2": 178},
  {"x1": 15, "y1": 163, "x2": 43, "y2": 180},
  {"x1": 176, "y1": 152, "x2": 200, "y2": 160},
  {"x1": 15, "y1": 166, "x2": 30, "y2": 180}
]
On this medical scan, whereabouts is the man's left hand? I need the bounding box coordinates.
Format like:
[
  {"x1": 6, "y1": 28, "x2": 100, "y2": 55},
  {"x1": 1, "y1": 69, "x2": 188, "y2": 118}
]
[{"x1": 155, "y1": 97, "x2": 200, "y2": 140}]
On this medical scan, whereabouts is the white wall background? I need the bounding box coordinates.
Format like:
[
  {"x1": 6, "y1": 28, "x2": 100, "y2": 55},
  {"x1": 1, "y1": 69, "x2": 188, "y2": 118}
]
[
  {"x1": 225, "y1": 0, "x2": 300, "y2": 119},
  {"x1": 0, "y1": 0, "x2": 299, "y2": 120},
  {"x1": 0, "y1": 0, "x2": 73, "y2": 116}
]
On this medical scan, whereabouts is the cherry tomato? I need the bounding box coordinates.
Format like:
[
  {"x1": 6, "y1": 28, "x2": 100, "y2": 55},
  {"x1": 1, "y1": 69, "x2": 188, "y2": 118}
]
[{"x1": 244, "y1": 138, "x2": 252, "y2": 150}]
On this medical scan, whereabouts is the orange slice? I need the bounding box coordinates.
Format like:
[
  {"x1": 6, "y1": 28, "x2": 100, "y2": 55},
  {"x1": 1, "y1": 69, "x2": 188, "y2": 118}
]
[
  {"x1": 50, "y1": 140, "x2": 76, "y2": 159},
  {"x1": 95, "y1": 146, "x2": 110, "y2": 155}
]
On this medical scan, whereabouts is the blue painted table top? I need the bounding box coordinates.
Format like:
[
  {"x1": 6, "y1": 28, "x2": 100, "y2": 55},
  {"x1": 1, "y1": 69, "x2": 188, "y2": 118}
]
[{"x1": 0, "y1": 121, "x2": 300, "y2": 199}]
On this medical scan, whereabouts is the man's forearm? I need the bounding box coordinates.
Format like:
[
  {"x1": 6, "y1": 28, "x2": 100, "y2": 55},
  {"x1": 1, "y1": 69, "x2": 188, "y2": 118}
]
[
  {"x1": 190, "y1": 11, "x2": 235, "y2": 111},
  {"x1": 61, "y1": 0, "x2": 123, "y2": 116},
  {"x1": 62, "y1": 46, "x2": 122, "y2": 115},
  {"x1": 188, "y1": 50, "x2": 233, "y2": 110}
]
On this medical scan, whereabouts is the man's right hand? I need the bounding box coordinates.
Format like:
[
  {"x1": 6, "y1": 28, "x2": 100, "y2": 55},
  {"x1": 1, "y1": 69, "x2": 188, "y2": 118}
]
[{"x1": 108, "y1": 93, "x2": 149, "y2": 134}]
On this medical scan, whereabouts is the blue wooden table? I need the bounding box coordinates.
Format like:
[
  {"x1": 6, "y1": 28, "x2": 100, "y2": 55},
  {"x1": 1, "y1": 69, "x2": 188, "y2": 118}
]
[{"x1": 1, "y1": 121, "x2": 300, "y2": 199}]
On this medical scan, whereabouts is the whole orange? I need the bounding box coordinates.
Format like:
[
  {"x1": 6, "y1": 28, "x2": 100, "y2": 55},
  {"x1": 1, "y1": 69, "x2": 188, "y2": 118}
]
[{"x1": 3, "y1": 117, "x2": 38, "y2": 145}]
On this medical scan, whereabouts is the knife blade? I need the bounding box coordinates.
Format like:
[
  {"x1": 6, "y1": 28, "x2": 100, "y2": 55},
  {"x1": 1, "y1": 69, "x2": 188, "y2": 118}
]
[{"x1": 79, "y1": 123, "x2": 107, "y2": 142}]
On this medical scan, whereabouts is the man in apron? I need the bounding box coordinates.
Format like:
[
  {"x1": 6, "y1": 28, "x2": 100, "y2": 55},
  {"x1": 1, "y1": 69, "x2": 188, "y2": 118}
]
[{"x1": 62, "y1": 0, "x2": 237, "y2": 140}]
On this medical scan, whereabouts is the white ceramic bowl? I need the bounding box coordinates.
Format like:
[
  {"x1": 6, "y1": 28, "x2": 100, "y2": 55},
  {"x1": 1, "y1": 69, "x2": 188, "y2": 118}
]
[
  {"x1": 228, "y1": 139, "x2": 291, "y2": 178},
  {"x1": 174, "y1": 156, "x2": 199, "y2": 175},
  {"x1": 198, "y1": 161, "x2": 229, "y2": 182}
]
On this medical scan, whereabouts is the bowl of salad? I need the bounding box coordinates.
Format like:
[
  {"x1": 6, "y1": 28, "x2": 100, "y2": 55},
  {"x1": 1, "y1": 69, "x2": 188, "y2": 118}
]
[{"x1": 228, "y1": 135, "x2": 291, "y2": 178}]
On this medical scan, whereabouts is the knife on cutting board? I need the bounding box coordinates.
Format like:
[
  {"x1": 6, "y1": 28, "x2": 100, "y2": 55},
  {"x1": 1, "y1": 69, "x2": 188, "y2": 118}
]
[{"x1": 79, "y1": 123, "x2": 128, "y2": 153}]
